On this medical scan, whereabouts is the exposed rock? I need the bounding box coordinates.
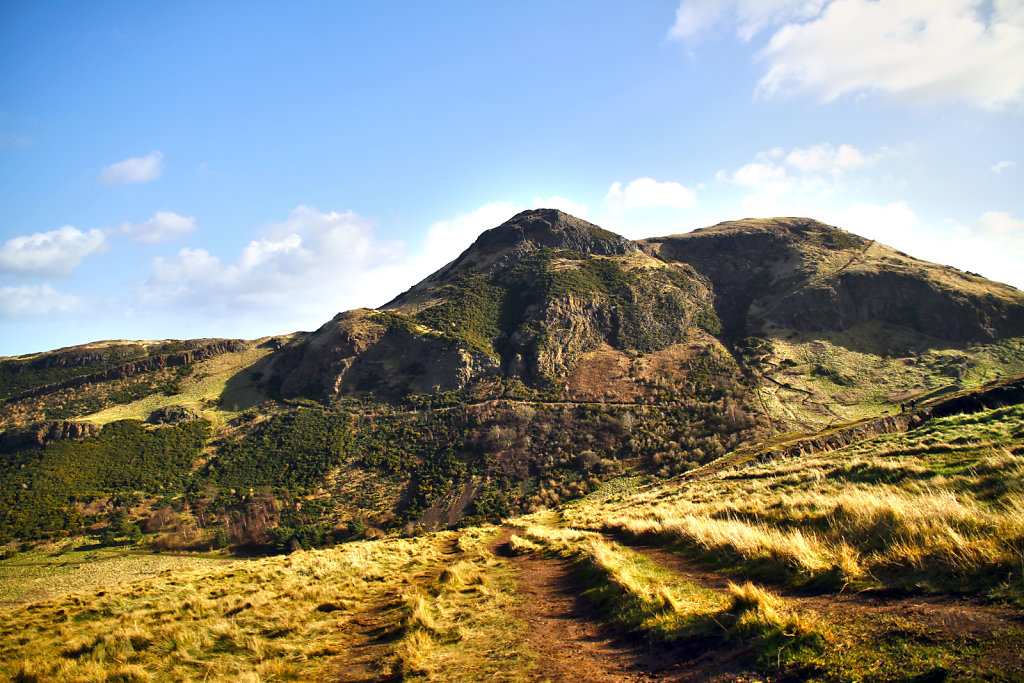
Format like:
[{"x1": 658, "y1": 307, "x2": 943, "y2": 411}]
[
  {"x1": 269, "y1": 212, "x2": 1024, "y2": 402},
  {"x1": 0, "y1": 420, "x2": 101, "y2": 452},
  {"x1": 271, "y1": 309, "x2": 502, "y2": 400},
  {"x1": 147, "y1": 405, "x2": 201, "y2": 425},
  {"x1": 11, "y1": 339, "x2": 249, "y2": 402},
  {"x1": 383, "y1": 208, "x2": 638, "y2": 311}
]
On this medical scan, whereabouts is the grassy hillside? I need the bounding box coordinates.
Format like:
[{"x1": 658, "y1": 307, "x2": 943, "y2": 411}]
[{"x1": 3, "y1": 397, "x2": 1021, "y2": 682}]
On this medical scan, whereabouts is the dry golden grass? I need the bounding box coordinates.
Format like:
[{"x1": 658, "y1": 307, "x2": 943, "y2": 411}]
[
  {"x1": 0, "y1": 532, "x2": 469, "y2": 681},
  {"x1": 83, "y1": 342, "x2": 277, "y2": 427},
  {"x1": 392, "y1": 525, "x2": 535, "y2": 682},
  {"x1": 565, "y1": 403, "x2": 1024, "y2": 592}
]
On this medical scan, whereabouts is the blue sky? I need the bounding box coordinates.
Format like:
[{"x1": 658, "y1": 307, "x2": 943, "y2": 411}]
[{"x1": 2, "y1": 0, "x2": 1023, "y2": 356}]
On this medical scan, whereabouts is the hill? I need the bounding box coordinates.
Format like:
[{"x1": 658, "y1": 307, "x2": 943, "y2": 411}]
[
  {"x1": 1, "y1": 209, "x2": 1023, "y2": 548},
  {"x1": 1, "y1": 386, "x2": 1021, "y2": 681}
]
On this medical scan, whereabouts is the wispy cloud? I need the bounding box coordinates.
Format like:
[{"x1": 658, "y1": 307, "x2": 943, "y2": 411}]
[
  {"x1": 111, "y1": 211, "x2": 198, "y2": 245},
  {"x1": 98, "y1": 151, "x2": 165, "y2": 185},
  {"x1": 140, "y1": 206, "x2": 405, "y2": 324},
  {"x1": 0, "y1": 284, "x2": 82, "y2": 318},
  {"x1": 991, "y1": 160, "x2": 1017, "y2": 174},
  {"x1": 0, "y1": 226, "x2": 108, "y2": 277},
  {"x1": 0, "y1": 132, "x2": 33, "y2": 148},
  {"x1": 716, "y1": 142, "x2": 882, "y2": 213}
]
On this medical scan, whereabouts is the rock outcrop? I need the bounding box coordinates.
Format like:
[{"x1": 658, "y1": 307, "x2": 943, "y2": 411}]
[
  {"x1": 268, "y1": 211, "x2": 1024, "y2": 402},
  {"x1": 0, "y1": 420, "x2": 101, "y2": 452},
  {"x1": 148, "y1": 405, "x2": 202, "y2": 425},
  {"x1": 270, "y1": 309, "x2": 502, "y2": 400},
  {"x1": 269, "y1": 209, "x2": 715, "y2": 399},
  {"x1": 10, "y1": 339, "x2": 248, "y2": 401}
]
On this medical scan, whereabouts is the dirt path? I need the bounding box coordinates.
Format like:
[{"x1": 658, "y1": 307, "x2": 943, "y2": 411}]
[
  {"x1": 332, "y1": 593, "x2": 404, "y2": 683},
  {"x1": 493, "y1": 530, "x2": 768, "y2": 682}
]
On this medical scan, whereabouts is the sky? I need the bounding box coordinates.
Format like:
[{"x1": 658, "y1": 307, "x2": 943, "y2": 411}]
[{"x1": 1, "y1": 0, "x2": 1023, "y2": 356}]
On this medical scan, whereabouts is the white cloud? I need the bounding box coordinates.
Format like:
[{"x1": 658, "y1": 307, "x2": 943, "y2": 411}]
[
  {"x1": 141, "y1": 206, "x2": 406, "y2": 322},
  {"x1": 98, "y1": 151, "x2": 165, "y2": 185},
  {"x1": 756, "y1": 0, "x2": 1024, "y2": 109},
  {"x1": 0, "y1": 226, "x2": 108, "y2": 277},
  {"x1": 669, "y1": 0, "x2": 825, "y2": 42},
  {"x1": 672, "y1": 0, "x2": 1024, "y2": 110},
  {"x1": 605, "y1": 177, "x2": 697, "y2": 214},
  {"x1": 532, "y1": 196, "x2": 590, "y2": 218},
  {"x1": 966, "y1": 210, "x2": 1024, "y2": 237},
  {"x1": 0, "y1": 284, "x2": 82, "y2": 318},
  {"x1": 991, "y1": 160, "x2": 1017, "y2": 173},
  {"x1": 419, "y1": 201, "x2": 523, "y2": 272},
  {"x1": 718, "y1": 143, "x2": 882, "y2": 212},
  {"x1": 824, "y1": 201, "x2": 919, "y2": 242},
  {"x1": 785, "y1": 143, "x2": 876, "y2": 173},
  {"x1": 938, "y1": 210, "x2": 1024, "y2": 285},
  {"x1": 113, "y1": 211, "x2": 198, "y2": 245}
]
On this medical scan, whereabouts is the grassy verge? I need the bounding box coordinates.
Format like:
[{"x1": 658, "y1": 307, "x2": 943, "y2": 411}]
[
  {"x1": 0, "y1": 531, "x2": 493, "y2": 681},
  {"x1": 0, "y1": 541, "x2": 232, "y2": 605}
]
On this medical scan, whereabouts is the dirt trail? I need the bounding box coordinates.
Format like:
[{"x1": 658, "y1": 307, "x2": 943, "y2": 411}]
[
  {"x1": 492, "y1": 530, "x2": 765, "y2": 682},
  {"x1": 332, "y1": 593, "x2": 403, "y2": 683}
]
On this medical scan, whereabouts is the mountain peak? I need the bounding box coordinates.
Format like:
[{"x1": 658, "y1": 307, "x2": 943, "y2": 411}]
[
  {"x1": 470, "y1": 208, "x2": 636, "y2": 257},
  {"x1": 382, "y1": 209, "x2": 638, "y2": 311}
]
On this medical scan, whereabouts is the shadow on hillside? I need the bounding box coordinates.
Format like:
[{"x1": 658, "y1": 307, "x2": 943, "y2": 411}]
[{"x1": 218, "y1": 354, "x2": 276, "y2": 412}]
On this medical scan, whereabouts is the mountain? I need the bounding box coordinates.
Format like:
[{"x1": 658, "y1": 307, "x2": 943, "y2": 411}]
[
  {"x1": 268, "y1": 208, "x2": 722, "y2": 400},
  {"x1": 1, "y1": 209, "x2": 1023, "y2": 548}
]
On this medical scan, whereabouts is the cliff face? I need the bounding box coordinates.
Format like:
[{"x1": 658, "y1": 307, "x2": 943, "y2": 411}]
[
  {"x1": 643, "y1": 217, "x2": 1024, "y2": 343},
  {"x1": 9, "y1": 340, "x2": 248, "y2": 402},
  {"x1": 271, "y1": 309, "x2": 501, "y2": 399}
]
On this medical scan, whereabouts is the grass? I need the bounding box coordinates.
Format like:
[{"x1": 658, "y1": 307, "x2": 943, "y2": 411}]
[
  {"x1": 0, "y1": 526, "x2": 543, "y2": 682},
  {"x1": 1, "y1": 532, "x2": 453, "y2": 681},
  {"x1": 393, "y1": 526, "x2": 535, "y2": 681},
  {"x1": 566, "y1": 402, "x2": 1024, "y2": 597},
  {"x1": 0, "y1": 541, "x2": 230, "y2": 605},
  {"x1": 82, "y1": 342, "x2": 276, "y2": 427},
  {"x1": 2, "y1": 387, "x2": 1022, "y2": 681},
  {"x1": 756, "y1": 325, "x2": 1024, "y2": 430}
]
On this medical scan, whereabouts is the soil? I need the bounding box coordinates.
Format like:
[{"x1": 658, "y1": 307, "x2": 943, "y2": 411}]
[
  {"x1": 332, "y1": 593, "x2": 404, "y2": 683},
  {"x1": 491, "y1": 530, "x2": 768, "y2": 682}
]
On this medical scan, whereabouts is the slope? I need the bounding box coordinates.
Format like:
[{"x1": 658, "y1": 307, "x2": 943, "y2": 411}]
[{"x1": 2, "y1": 381, "x2": 1022, "y2": 682}]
